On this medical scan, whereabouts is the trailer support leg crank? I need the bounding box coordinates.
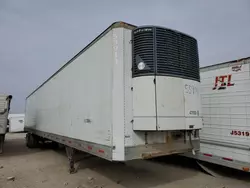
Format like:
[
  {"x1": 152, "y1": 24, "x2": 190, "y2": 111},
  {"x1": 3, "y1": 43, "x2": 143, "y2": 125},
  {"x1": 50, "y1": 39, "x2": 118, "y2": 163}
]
[{"x1": 65, "y1": 146, "x2": 77, "y2": 174}]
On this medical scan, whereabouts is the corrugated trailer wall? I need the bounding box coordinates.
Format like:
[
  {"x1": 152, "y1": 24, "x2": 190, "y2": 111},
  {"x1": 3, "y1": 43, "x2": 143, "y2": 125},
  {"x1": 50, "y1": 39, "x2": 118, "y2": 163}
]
[
  {"x1": 0, "y1": 95, "x2": 8, "y2": 134},
  {"x1": 0, "y1": 95, "x2": 11, "y2": 134},
  {"x1": 200, "y1": 57, "x2": 250, "y2": 164},
  {"x1": 183, "y1": 57, "x2": 250, "y2": 172}
]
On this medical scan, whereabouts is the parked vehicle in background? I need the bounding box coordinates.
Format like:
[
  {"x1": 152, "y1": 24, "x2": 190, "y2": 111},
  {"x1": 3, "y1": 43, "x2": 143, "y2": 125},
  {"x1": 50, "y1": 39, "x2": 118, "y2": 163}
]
[
  {"x1": 24, "y1": 22, "x2": 202, "y2": 173},
  {"x1": 184, "y1": 57, "x2": 250, "y2": 172},
  {"x1": 0, "y1": 94, "x2": 12, "y2": 153},
  {"x1": 8, "y1": 114, "x2": 25, "y2": 133}
]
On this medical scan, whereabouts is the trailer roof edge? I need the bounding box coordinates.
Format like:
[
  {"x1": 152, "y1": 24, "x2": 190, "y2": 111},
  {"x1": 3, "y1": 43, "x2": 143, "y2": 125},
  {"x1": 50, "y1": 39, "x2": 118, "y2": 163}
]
[
  {"x1": 200, "y1": 56, "x2": 250, "y2": 72},
  {"x1": 26, "y1": 22, "x2": 137, "y2": 99}
]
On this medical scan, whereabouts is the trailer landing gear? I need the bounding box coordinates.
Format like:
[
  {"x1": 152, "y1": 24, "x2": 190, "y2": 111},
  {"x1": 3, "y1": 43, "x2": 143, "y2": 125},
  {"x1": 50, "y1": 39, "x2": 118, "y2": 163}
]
[{"x1": 65, "y1": 146, "x2": 77, "y2": 174}]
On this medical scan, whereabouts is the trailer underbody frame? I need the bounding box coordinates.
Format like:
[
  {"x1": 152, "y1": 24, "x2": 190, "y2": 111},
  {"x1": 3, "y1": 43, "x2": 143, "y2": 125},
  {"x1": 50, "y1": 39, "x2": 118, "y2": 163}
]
[{"x1": 25, "y1": 128, "x2": 200, "y2": 162}]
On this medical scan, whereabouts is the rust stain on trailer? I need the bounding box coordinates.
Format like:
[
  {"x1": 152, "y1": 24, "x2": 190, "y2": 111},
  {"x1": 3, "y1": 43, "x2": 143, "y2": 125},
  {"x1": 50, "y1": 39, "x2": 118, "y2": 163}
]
[{"x1": 141, "y1": 148, "x2": 191, "y2": 159}]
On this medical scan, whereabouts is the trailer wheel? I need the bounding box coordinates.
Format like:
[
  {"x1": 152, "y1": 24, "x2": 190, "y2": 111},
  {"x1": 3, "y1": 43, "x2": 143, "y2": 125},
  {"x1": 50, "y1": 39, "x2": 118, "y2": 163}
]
[
  {"x1": 26, "y1": 133, "x2": 39, "y2": 148},
  {"x1": 51, "y1": 141, "x2": 59, "y2": 149},
  {"x1": 0, "y1": 135, "x2": 4, "y2": 154}
]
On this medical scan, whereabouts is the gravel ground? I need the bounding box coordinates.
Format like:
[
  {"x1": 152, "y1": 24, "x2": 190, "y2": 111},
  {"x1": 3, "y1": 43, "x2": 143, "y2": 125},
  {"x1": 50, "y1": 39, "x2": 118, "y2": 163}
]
[{"x1": 0, "y1": 133, "x2": 249, "y2": 188}]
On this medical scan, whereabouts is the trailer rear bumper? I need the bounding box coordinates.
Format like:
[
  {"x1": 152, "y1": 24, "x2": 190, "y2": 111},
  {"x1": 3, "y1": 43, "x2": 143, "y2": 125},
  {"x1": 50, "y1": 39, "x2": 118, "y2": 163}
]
[{"x1": 125, "y1": 139, "x2": 199, "y2": 160}]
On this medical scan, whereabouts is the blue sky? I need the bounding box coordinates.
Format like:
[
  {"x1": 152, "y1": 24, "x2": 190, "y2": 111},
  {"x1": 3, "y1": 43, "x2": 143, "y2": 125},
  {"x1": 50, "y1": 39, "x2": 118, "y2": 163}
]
[{"x1": 1, "y1": 0, "x2": 250, "y2": 113}]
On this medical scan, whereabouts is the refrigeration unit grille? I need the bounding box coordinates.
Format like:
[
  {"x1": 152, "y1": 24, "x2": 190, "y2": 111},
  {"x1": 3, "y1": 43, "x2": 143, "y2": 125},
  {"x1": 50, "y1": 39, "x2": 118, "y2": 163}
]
[
  {"x1": 132, "y1": 27, "x2": 155, "y2": 76},
  {"x1": 132, "y1": 26, "x2": 200, "y2": 82}
]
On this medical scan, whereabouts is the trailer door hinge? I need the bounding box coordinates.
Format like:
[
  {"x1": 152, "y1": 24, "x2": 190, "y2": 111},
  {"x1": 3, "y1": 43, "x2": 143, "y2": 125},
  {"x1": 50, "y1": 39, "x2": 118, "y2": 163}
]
[{"x1": 153, "y1": 78, "x2": 156, "y2": 84}]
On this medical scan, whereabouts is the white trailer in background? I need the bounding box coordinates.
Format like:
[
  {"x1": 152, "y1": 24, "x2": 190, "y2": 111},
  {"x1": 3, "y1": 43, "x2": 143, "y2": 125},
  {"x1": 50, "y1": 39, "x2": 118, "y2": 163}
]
[
  {"x1": 24, "y1": 22, "x2": 202, "y2": 173},
  {"x1": 0, "y1": 94, "x2": 12, "y2": 153},
  {"x1": 8, "y1": 114, "x2": 25, "y2": 133},
  {"x1": 184, "y1": 57, "x2": 250, "y2": 173}
]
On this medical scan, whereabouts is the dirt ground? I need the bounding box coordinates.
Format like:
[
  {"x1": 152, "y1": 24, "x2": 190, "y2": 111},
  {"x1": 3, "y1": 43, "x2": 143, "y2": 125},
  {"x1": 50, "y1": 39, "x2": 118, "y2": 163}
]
[{"x1": 0, "y1": 133, "x2": 249, "y2": 188}]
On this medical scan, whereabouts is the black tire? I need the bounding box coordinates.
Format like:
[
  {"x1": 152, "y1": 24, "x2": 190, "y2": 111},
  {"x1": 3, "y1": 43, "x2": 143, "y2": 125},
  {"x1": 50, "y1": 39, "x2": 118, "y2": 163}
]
[
  {"x1": 26, "y1": 133, "x2": 39, "y2": 148},
  {"x1": 2, "y1": 134, "x2": 5, "y2": 143},
  {"x1": 51, "y1": 141, "x2": 59, "y2": 149},
  {"x1": 58, "y1": 143, "x2": 65, "y2": 150},
  {"x1": 0, "y1": 135, "x2": 4, "y2": 154}
]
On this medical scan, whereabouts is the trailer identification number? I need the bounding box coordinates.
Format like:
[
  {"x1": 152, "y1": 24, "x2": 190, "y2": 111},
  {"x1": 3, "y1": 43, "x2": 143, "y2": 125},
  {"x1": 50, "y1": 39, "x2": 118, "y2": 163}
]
[
  {"x1": 189, "y1": 110, "x2": 199, "y2": 116},
  {"x1": 230, "y1": 130, "x2": 250, "y2": 136},
  {"x1": 113, "y1": 32, "x2": 118, "y2": 64},
  {"x1": 185, "y1": 84, "x2": 198, "y2": 95}
]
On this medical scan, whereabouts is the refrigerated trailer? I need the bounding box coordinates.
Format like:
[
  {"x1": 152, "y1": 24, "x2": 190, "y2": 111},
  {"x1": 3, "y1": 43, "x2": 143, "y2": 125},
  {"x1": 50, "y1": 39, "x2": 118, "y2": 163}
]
[
  {"x1": 184, "y1": 57, "x2": 250, "y2": 172},
  {"x1": 24, "y1": 22, "x2": 202, "y2": 172},
  {"x1": 0, "y1": 94, "x2": 12, "y2": 153}
]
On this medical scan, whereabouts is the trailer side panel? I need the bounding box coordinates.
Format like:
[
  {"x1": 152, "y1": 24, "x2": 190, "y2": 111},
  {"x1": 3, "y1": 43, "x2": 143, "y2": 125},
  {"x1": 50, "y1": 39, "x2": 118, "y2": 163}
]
[
  {"x1": 184, "y1": 57, "x2": 250, "y2": 172},
  {"x1": 200, "y1": 59, "x2": 250, "y2": 164},
  {"x1": 25, "y1": 30, "x2": 114, "y2": 148}
]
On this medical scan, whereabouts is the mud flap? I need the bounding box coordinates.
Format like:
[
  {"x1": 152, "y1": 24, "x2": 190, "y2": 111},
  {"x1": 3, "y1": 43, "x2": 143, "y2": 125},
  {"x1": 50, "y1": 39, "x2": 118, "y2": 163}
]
[{"x1": 197, "y1": 161, "x2": 222, "y2": 178}]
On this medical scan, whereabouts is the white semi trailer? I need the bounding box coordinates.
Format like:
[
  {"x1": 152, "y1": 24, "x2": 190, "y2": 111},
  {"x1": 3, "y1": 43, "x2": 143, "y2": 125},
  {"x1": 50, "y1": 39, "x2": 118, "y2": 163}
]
[
  {"x1": 8, "y1": 114, "x2": 25, "y2": 133},
  {"x1": 24, "y1": 22, "x2": 202, "y2": 173},
  {"x1": 0, "y1": 94, "x2": 12, "y2": 153},
  {"x1": 184, "y1": 57, "x2": 250, "y2": 173}
]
